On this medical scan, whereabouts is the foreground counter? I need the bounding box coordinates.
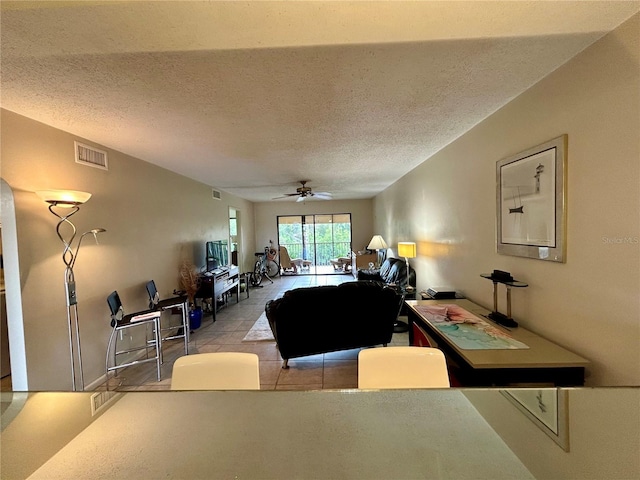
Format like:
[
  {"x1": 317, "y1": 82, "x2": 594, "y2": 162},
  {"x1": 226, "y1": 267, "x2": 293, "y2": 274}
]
[{"x1": 1, "y1": 388, "x2": 638, "y2": 479}]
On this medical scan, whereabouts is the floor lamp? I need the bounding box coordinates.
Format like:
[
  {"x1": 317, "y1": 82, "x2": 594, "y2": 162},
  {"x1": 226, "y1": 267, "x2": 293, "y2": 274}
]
[
  {"x1": 36, "y1": 190, "x2": 106, "y2": 391},
  {"x1": 397, "y1": 242, "x2": 416, "y2": 292},
  {"x1": 394, "y1": 242, "x2": 417, "y2": 333},
  {"x1": 367, "y1": 235, "x2": 388, "y2": 268}
]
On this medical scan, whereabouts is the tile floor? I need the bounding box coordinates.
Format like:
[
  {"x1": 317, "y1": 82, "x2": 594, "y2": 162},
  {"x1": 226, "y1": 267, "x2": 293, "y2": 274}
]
[{"x1": 100, "y1": 273, "x2": 408, "y2": 391}]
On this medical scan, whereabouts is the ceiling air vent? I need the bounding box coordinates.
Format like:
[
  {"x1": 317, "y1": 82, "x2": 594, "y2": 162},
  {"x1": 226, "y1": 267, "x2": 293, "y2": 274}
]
[
  {"x1": 212, "y1": 189, "x2": 222, "y2": 200},
  {"x1": 75, "y1": 141, "x2": 108, "y2": 170}
]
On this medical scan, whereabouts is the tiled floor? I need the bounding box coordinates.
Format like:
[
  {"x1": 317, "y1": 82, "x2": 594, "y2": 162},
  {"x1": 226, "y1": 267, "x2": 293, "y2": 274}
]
[
  {"x1": 99, "y1": 273, "x2": 408, "y2": 391},
  {"x1": 0, "y1": 375, "x2": 11, "y2": 392}
]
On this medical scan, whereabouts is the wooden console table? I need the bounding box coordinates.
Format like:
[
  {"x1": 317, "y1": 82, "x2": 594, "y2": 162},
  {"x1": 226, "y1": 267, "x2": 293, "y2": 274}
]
[
  {"x1": 198, "y1": 266, "x2": 240, "y2": 321},
  {"x1": 406, "y1": 299, "x2": 589, "y2": 386}
]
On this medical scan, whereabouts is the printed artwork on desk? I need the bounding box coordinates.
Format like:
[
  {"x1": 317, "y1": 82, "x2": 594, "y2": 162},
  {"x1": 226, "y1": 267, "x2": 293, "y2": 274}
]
[{"x1": 415, "y1": 304, "x2": 529, "y2": 350}]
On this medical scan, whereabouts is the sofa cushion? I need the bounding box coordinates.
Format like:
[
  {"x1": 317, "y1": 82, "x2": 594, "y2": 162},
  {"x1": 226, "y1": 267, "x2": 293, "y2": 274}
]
[{"x1": 378, "y1": 257, "x2": 398, "y2": 279}]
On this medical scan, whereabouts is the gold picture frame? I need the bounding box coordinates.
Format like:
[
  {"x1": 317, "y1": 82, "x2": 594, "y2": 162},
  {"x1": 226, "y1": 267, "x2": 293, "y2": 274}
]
[{"x1": 496, "y1": 135, "x2": 567, "y2": 262}]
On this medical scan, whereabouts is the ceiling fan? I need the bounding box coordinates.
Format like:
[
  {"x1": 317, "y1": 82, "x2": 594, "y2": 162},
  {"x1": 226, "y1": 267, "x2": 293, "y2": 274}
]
[{"x1": 273, "y1": 181, "x2": 332, "y2": 202}]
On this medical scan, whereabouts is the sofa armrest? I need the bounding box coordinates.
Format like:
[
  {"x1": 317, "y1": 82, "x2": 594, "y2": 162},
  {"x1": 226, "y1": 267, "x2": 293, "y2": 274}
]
[
  {"x1": 356, "y1": 269, "x2": 382, "y2": 282},
  {"x1": 265, "y1": 300, "x2": 279, "y2": 343}
]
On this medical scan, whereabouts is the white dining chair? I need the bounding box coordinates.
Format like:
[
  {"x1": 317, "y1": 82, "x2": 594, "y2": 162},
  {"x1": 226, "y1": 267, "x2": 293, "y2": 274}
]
[
  {"x1": 171, "y1": 352, "x2": 260, "y2": 390},
  {"x1": 358, "y1": 346, "x2": 450, "y2": 389}
]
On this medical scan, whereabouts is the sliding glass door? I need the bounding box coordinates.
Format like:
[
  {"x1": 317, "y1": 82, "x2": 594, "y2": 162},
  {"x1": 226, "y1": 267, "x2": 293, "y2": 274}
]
[{"x1": 277, "y1": 213, "x2": 352, "y2": 274}]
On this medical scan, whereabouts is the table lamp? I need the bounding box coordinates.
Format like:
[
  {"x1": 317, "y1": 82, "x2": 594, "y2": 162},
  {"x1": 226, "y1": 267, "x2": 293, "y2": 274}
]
[
  {"x1": 367, "y1": 235, "x2": 388, "y2": 267},
  {"x1": 397, "y1": 242, "x2": 416, "y2": 291}
]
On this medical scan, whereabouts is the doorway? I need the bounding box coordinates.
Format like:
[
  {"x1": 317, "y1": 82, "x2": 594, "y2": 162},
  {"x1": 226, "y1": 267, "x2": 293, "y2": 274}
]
[
  {"x1": 1, "y1": 228, "x2": 10, "y2": 382},
  {"x1": 229, "y1": 207, "x2": 239, "y2": 267},
  {"x1": 0, "y1": 178, "x2": 28, "y2": 390},
  {"x1": 277, "y1": 213, "x2": 352, "y2": 274}
]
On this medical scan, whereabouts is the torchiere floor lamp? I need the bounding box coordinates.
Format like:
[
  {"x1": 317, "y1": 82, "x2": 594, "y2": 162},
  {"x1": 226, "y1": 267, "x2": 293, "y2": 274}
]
[{"x1": 36, "y1": 190, "x2": 106, "y2": 391}]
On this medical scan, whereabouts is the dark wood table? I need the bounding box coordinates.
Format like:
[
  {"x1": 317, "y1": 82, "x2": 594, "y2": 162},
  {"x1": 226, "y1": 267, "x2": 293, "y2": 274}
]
[
  {"x1": 406, "y1": 299, "x2": 589, "y2": 386},
  {"x1": 197, "y1": 266, "x2": 240, "y2": 321}
]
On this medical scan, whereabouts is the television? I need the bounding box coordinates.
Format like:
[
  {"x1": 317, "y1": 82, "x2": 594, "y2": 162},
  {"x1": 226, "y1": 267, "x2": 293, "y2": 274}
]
[{"x1": 206, "y1": 240, "x2": 230, "y2": 271}]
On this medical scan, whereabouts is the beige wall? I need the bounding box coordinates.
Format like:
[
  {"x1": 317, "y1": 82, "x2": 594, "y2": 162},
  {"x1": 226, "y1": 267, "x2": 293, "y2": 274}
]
[
  {"x1": 465, "y1": 388, "x2": 640, "y2": 479},
  {"x1": 374, "y1": 14, "x2": 639, "y2": 386},
  {"x1": 1, "y1": 110, "x2": 255, "y2": 390},
  {"x1": 253, "y1": 199, "x2": 374, "y2": 255}
]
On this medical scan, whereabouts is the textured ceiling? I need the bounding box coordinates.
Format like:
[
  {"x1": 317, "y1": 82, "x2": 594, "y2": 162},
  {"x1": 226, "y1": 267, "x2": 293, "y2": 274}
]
[{"x1": 2, "y1": 1, "x2": 639, "y2": 202}]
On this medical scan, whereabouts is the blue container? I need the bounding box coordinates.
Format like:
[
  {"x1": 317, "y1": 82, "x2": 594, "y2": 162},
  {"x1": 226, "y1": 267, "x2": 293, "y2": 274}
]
[{"x1": 189, "y1": 307, "x2": 202, "y2": 330}]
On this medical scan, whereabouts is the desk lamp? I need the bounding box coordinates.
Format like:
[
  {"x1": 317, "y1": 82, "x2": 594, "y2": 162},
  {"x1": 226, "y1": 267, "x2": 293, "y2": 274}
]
[
  {"x1": 36, "y1": 189, "x2": 106, "y2": 391},
  {"x1": 367, "y1": 235, "x2": 388, "y2": 268},
  {"x1": 397, "y1": 242, "x2": 416, "y2": 291}
]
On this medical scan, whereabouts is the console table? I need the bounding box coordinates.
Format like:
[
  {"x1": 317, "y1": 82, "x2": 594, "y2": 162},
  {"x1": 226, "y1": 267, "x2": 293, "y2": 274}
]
[
  {"x1": 406, "y1": 299, "x2": 589, "y2": 386},
  {"x1": 198, "y1": 266, "x2": 240, "y2": 321}
]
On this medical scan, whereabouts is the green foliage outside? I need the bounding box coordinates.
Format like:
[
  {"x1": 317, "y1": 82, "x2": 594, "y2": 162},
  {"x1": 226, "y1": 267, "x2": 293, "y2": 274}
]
[{"x1": 278, "y1": 215, "x2": 351, "y2": 266}]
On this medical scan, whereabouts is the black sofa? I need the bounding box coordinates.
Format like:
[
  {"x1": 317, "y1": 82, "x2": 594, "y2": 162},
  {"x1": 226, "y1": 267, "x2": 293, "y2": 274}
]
[
  {"x1": 265, "y1": 281, "x2": 402, "y2": 368},
  {"x1": 356, "y1": 257, "x2": 416, "y2": 289}
]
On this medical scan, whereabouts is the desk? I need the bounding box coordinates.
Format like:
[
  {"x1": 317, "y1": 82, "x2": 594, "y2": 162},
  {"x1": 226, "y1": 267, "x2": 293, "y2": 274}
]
[
  {"x1": 2, "y1": 390, "x2": 533, "y2": 480},
  {"x1": 407, "y1": 299, "x2": 589, "y2": 386}
]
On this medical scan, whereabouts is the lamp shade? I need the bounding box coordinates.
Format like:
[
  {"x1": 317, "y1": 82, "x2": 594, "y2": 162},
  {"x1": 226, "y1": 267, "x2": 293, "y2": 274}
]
[
  {"x1": 36, "y1": 190, "x2": 92, "y2": 207},
  {"x1": 398, "y1": 242, "x2": 417, "y2": 259},
  {"x1": 367, "y1": 235, "x2": 388, "y2": 250}
]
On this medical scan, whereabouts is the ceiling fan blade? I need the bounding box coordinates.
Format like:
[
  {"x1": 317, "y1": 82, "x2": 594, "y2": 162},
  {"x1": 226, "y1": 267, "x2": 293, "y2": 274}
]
[
  {"x1": 296, "y1": 195, "x2": 306, "y2": 203},
  {"x1": 312, "y1": 193, "x2": 333, "y2": 200},
  {"x1": 273, "y1": 193, "x2": 300, "y2": 199}
]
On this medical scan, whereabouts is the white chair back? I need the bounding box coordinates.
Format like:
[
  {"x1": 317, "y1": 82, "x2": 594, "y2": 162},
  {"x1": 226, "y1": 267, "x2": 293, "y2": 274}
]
[
  {"x1": 171, "y1": 352, "x2": 260, "y2": 390},
  {"x1": 358, "y1": 346, "x2": 450, "y2": 389}
]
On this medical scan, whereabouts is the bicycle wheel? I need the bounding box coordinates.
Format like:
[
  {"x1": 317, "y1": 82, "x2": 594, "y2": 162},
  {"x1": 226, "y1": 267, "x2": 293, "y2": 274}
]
[
  {"x1": 250, "y1": 261, "x2": 263, "y2": 286},
  {"x1": 267, "y1": 260, "x2": 280, "y2": 277}
]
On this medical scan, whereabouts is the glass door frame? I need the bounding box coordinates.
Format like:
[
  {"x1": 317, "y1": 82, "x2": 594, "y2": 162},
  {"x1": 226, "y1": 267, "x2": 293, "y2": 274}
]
[{"x1": 277, "y1": 213, "x2": 352, "y2": 274}]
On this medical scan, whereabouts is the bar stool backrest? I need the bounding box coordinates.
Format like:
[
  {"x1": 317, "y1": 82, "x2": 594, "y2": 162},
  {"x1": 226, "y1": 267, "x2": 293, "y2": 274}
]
[
  {"x1": 358, "y1": 346, "x2": 450, "y2": 389},
  {"x1": 107, "y1": 291, "x2": 125, "y2": 325},
  {"x1": 171, "y1": 352, "x2": 260, "y2": 390},
  {"x1": 145, "y1": 280, "x2": 160, "y2": 309}
]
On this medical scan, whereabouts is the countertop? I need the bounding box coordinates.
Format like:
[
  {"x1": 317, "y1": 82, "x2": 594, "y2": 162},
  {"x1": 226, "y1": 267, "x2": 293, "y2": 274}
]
[{"x1": 2, "y1": 389, "x2": 534, "y2": 480}]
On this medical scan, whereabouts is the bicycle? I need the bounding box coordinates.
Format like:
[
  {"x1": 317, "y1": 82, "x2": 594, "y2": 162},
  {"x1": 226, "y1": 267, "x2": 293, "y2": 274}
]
[{"x1": 250, "y1": 240, "x2": 280, "y2": 286}]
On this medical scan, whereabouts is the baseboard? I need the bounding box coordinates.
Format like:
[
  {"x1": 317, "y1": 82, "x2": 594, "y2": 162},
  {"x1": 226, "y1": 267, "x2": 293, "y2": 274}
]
[
  {"x1": 86, "y1": 347, "x2": 154, "y2": 391},
  {"x1": 84, "y1": 373, "x2": 108, "y2": 391}
]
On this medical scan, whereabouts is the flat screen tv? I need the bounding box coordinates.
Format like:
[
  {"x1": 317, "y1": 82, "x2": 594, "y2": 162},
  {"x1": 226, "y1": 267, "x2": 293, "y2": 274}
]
[{"x1": 206, "y1": 240, "x2": 229, "y2": 271}]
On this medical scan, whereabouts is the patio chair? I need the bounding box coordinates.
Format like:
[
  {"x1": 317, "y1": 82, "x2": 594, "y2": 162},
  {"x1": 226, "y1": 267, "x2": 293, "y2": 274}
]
[{"x1": 279, "y1": 246, "x2": 311, "y2": 274}]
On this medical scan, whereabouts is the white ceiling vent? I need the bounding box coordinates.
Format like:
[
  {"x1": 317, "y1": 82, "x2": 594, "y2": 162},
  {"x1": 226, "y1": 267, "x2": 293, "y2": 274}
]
[
  {"x1": 75, "y1": 141, "x2": 108, "y2": 170},
  {"x1": 212, "y1": 189, "x2": 222, "y2": 200}
]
